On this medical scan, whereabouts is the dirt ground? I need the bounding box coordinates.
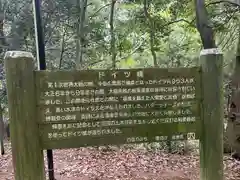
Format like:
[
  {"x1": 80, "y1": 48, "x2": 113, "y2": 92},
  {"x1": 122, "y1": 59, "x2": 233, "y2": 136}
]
[{"x1": 1, "y1": 141, "x2": 240, "y2": 180}]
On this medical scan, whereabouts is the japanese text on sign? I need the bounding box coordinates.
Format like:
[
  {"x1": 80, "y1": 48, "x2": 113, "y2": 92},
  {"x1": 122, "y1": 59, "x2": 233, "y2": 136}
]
[{"x1": 36, "y1": 68, "x2": 201, "y2": 148}]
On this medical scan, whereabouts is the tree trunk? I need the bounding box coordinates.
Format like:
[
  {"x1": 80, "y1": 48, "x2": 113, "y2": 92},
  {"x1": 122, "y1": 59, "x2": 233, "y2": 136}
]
[
  {"x1": 143, "y1": 0, "x2": 157, "y2": 67},
  {"x1": 76, "y1": 0, "x2": 88, "y2": 70},
  {"x1": 110, "y1": 0, "x2": 117, "y2": 69},
  {"x1": 0, "y1": 0, "x2": 6, "y2": 53},
  {"x1": 195, "y1": 0, "x2": 216, "y2": 49}
]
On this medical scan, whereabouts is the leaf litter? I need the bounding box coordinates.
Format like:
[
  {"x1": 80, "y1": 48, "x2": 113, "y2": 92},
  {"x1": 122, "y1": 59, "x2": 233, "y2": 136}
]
[{"x1": 0, "y1": 141, "x2": 240, "y2": 180}]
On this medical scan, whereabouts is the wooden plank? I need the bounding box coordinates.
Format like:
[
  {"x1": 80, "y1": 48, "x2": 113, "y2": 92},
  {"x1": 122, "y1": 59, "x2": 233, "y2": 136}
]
[
  {"x1": 35, "y1": 67, "x2": 200, "y2": 82},
  {"x1": 37, "y1": 97, "x2": 198, "y2": 107},
  {"x1": 38, "y1": 100, "x2": 197, "y2": 113},
  {"x1": 199, "y1": 49, "x2": 224, "y2": 180},
  {"x1": 4, "y1": 51, "x2": 45, "y2": 180},
  {"x1": 40, "y1": 123, "x2": 199, "y2": 149},
  {"x1": 37, "y1": 88, "x2": 197, "y2": 101},
  {"x1": 37, "y1": 100, "x2": 198, "y2": 121},
  {"x1": 35, "y1": 68, "x2": 199, "y2": 96},
  {"x1": 38, "y1": 106, "x2": 199, "y2": 123},
  {"x1": 40, "y1": 121, "x2": 199, "y2": 135},
  {"x1": 41, "y1": 131, "x2": 197, "y2": 149},
  {"x1": 39, "y1": 116, "x2": 199, "y2": 128},
  {"x1": 42, "y1": 133, "x2": 199, "y2": 149}
]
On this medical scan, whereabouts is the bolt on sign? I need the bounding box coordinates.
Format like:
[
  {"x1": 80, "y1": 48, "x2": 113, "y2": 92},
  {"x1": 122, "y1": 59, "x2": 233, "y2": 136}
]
[{"x1": 35, "y1": 67, "x2": 202, "y2": 149}]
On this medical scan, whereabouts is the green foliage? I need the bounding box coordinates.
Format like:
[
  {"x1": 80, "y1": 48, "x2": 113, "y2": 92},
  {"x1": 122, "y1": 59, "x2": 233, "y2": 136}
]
[{"x1": 0, "y1": 0, "x2": 239, "y2": 106}]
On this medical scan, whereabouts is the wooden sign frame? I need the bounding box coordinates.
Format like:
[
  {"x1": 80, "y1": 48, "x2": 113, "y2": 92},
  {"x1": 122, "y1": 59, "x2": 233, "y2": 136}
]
[{"x1": 4, "y1": 50, "x2": 224, "y2": 180}]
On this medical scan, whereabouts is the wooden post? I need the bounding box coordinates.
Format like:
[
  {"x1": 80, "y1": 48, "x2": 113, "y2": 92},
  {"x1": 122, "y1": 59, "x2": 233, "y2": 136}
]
[
  {"x1": 0, "y1": 106, "x2": 4, "y2": 155},
  {"x1": 199, "y1": 48, "x2": 224, "y2": 180},
  {"x1": 4, "y1": 51, "x2": 45, "y2": 180}
]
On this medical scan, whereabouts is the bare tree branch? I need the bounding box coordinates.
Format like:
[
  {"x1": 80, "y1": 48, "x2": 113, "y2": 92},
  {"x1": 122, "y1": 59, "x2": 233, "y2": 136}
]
[
  {"x1": 89, "y1": 3, "x2": 111, "y2": 18},
  {"x1": 207, "y1": 0, "x2": 240, "y2": 7},
  {"x1": 162, "y1": 19, "x2": 195, "y2": 28}
]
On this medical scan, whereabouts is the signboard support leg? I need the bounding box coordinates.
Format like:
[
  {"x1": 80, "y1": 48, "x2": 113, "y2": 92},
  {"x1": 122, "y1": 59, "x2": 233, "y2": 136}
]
[
  {"x1": 0, "y1": 105, "x2": 4, "y2": 155},
  {"x1": 4, "y1": 51, "x2": 45, "y2": 180},
  {"x1": 199, "y1": 48, "x2": 224, "y2": 180}
]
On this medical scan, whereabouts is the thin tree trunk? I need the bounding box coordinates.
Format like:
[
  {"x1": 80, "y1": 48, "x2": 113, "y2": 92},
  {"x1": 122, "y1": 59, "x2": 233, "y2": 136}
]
[
  {"x1": 76, "y1": 0, "x2": 88, "y2": 70},
  {"x1": 110, "y1": 0, "x2": 117, "y2": 69},
  {"x1": 0, "y1": 1, "x2": 4, "y2": 154},
  {"x1": 143, "y1": 0, "x2": 157, "y2": 67},
  {"x1": 0, "y1": 0, "x2": 6, "y2": 53},
  {"x1": 59, "y1": 29, "x2": 66, "y2": 69},
  {"x1": 76, "y1": 0, "x2": 80, "y2": 68}
]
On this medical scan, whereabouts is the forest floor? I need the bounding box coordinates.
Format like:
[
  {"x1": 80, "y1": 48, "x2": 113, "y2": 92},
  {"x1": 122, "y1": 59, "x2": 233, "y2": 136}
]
[{"x1": 0, "y1": 140, "x2": 240, "y2": 180}]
